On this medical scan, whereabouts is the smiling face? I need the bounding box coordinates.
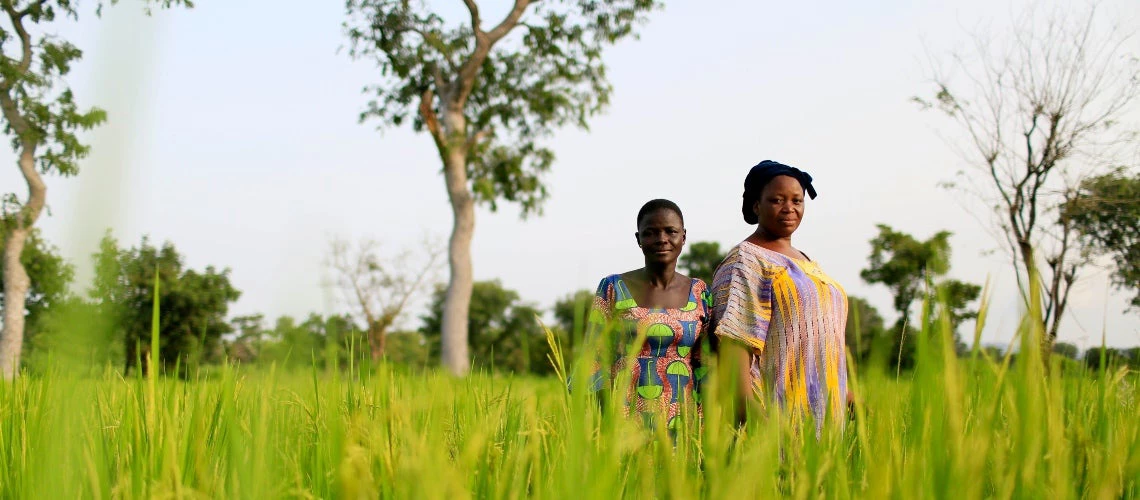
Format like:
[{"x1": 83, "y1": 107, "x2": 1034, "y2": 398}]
[
  {"x1": 753, "y1": 175, "x2": 806, "y2": 238},
  {"x1": 635, "y1": 208, "x2": 686, "y2": 265}
]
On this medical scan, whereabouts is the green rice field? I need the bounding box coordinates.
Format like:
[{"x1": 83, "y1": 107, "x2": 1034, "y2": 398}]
[{"x1": 0, "y1": 293, "x2": 1137, "y2": 499}]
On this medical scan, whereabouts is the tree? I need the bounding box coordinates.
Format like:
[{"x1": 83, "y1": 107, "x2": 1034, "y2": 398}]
[
  {"x1": 1066, "y1": 169, "x2": 1140, "y2": 310},
  {"x1": 1084, "y1": 346, "x2": 1140, "y2": 372},
  {"x1": 235, "y1": 313, "x2": 363, "y2": 369},
  {"x1": 385, "y1": 330, "x2": 429, "y2": 369},
  {"x1": 679, "y1": 241, "x2": 725, "y2": 286},
  {"x1": 345, "y1": 0, "x2": 661, "y2": 375},
  {"x1": 917, "y1": 3, "x2": 1140, "y2": 352},
  {"x1": 326, "y1": 237, "x2": 441, "y2": 361},
  {"x1": 844, "y1": 295, "x2": 888, "y2": 366},
  {"x1": 92, "y1": 233, "x2": 239, "y2": 376},
  {"x1": 0, "y1": 229, "x2": 72, "y2": 349},
  {"x1": 861, "y1": 225, "x2": 952, "y2": 332},
  {"x1": 0, "y1": 0, "x2": 191, "y2": 379},
  {"x1": 228, "y1": 314, "x2": 267, "y2": 362},
  {"x1": 421, "y1": 279, "x2": 550, "y2": 374},
  {"x1": 552, "y1": 289, "x2": 593, "y2": 361},
  {"x1": 861, "y1": 225, "x2": 980, "y2": 369},
  {"x1": 1051, "y1": 341, "x2": 1079, "y2": 360},
  {"x1": 936, "y1": 278, "x2": 983, "y2": 353}
]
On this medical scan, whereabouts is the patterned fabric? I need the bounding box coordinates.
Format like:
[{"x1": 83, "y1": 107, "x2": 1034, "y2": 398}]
[
  {"x1": 585, "y1": 274, "x2": 711, "y2": 426},
  {"x1": 711, "y1": 241, "x2": 848, "y2": 427}
]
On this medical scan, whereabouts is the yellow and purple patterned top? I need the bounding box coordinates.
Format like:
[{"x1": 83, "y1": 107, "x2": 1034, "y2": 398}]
[{"x1": 711, "y1": 241, "x2": 849, "y2": 427}]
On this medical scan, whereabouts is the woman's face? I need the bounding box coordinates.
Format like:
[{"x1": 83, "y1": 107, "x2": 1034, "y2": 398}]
[
  {"x1": 753, "y1": 175, "x2": 806, "y2": 238},
  {"x1": 635, "y1": 209, "x2": 686, "y2": 265}
]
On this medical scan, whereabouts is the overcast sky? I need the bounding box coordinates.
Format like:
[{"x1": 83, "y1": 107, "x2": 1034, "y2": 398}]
[{"x1": 2, "y1": 0, "x2": 1138, "y2": 350}]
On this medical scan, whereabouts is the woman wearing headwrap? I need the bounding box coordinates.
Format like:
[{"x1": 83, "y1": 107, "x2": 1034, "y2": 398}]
[{"x1": 710, "y1": 160, "x2": 850, "y2": 430}]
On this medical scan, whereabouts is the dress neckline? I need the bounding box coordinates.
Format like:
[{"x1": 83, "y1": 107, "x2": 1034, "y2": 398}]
[
  {"x1": 741, "y1": 240, "x2": 814, "y2": 264},
  {"x1": 613, "y1": 274, "x2": 698, "y2": 311}
]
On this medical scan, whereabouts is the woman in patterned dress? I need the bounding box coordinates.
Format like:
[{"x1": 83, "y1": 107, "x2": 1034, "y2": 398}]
[
  {"x1": 710, "y1": 160, "x2": 851, "y2": 430},
  {"x1": 584, "y1": 199, "x2": 711, "y2": 429}
]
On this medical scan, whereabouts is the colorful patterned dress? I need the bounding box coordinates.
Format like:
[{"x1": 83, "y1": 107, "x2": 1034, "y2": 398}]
[
  {"x1": 585, "y1": 274, "x2": 711, "y2": 426},
  {"x1": 710, "y1": 241, "x2": 849, "y2": 428}
]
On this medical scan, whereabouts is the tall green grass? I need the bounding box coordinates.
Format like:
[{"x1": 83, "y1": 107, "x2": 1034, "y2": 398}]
[{"x1": 0, "y1": 285, "x2": 1137, "y2": 498}]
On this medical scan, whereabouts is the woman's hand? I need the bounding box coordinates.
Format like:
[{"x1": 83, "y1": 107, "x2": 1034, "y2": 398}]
[{"x1": 846, "y1": 389, "x2": 857, "y2": 419}]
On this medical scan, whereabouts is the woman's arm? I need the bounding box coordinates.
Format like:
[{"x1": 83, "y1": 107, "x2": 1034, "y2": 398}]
[
  {"x1": 718, "y1": 339, "x2": 754, "y2": 427},
  {"x1": 709, "y1": 257, "x2": 772, "y2": 426}
]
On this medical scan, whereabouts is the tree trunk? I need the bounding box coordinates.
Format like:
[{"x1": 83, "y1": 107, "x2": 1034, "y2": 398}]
[
  {"x1": 367, "y1": 320, "x2": 386, "y2": 361},
  {"x1": 0, "y1": 146, "x2": 43, "y2": 381},
  {"x1": 0, "y1": 227, "x2": 30, "y2": 380},
  {"x1": 440, "y1": 145, "x2": 474, "y2": 376}
]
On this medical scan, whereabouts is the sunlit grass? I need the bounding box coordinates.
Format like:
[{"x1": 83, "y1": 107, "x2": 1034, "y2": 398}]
[{"x1": 0, "y1": 283, "x2": 1137, "y2": 498}]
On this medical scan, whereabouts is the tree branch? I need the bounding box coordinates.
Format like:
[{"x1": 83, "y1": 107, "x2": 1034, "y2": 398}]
[
  {"x1": 465, "y1": 129, "x2": 491, "y2": 150},
  {"x1": 486, "y1": 0, "x2": 530, "y2": 42},
  {"x1": 419, "y1": 89, "x2": 446, "y2": 152},
  {"x1": 386, "y1": 245, "x2": 442, "y2": 322},
  {"x1": 462, "y1": 0, "x2": 481, "y2": 33},
  {"x1": 453, "y1": 0, "x2": 530, "y2": 108},
  {"x1": 1, "y1": 2, "x2": 35, "y2": 80}
]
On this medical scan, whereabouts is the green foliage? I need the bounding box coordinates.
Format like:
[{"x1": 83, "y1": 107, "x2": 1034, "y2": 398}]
[
  {"x1": 258, "y1": 313, "x2": 363, "y2": 370},
  {"x1": 344, "y1": 0, "x2": 660, "y2": 215},
  {"x1": 861, "y1": 224, "x2": 980, "y2": 369},
  {"x1": 383, "y1": 330, "x2": 429, "y2": 368},
  {"x1": 0, "y1": 228, "x2": 72, "y2": 341},
  {"x1": 0, "y1": 0, "x2": 192, "y2": 193},
  {"x1": 844, "y1": 295, "x2": 888, "y2": 366},
  {"x1": 1083, "y1": 346, "x2": 1140, "y2": 371},
  {"x1": 420, "y1": 280, "x2": 551, "y2": 374},
  {"x1": 679, "y1": 240, "x2": 725, "y2": 286},
  {"x1": 0, "y1": 2, "x2": 104, "y2": 184},
  {"x1": 92, "y1": 232, "x2": 240, "y2": 375},
  {"x1": 861, "y1": 224, "x2": 952, "y2": 321},
  {"x1": 1066, "y1": 169, "x2": 1140, "y2": 310},
  {"x1": 0, "y1": 296, "x2": 1138, "y2": 497},
  {"x1": 552, "y1": 288, "x2": 593, "y2": 362},
  {"x1": 1052, "y1": 341, "x2": 1080, "y2": 360}
]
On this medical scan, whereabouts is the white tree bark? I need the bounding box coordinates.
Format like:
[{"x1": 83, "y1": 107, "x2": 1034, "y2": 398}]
[
  {"x1": 440, "y1": 136, "x2": 474, "y2": 376},
  {"x1": 0, "y1": 226, "x2": 30, "y2": 380},
  {"x1": 0, "y1": 148, "x2": 43, "y2": 380}
]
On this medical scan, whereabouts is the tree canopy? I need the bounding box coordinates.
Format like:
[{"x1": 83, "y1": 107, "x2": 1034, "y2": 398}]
[
  {"x1": 679, "y1": 241, "x2": 725, "y2": 286},
  {"x1": 93, "y1": 233, "x2": 240, "y2": 375},
  {"x1": 1066, "y1": 169, "x2": 1140, "y2": 310}
]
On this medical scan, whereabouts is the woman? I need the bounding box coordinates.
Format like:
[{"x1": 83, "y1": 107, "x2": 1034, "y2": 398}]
[
  {"x1": 710, "y1": 160, "x2": 849, "y2": 429},
  {"x1": 584, "y1": 199, "x2": 710, "y2": 429}
]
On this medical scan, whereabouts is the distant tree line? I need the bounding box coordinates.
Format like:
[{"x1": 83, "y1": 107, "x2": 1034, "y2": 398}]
[{"x1": 5, "y1": 220, "x2": 1138, "y2": 377}]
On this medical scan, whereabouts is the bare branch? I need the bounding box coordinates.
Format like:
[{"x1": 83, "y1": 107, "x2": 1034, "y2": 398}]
[
  {"x1": 462, "y1": 0, "x2": 481, "y2": 33},
  {"x1": 1, "y1": 2, "x2": 35, "y2": 82},
  {"x1": 923, "y1": 3, "x2": 1139, "y2": 342},
  {"x1": 486, "y1": 0, "x2": 530, "y2": 42},
  {"x1": 326, "y1": 235, "x2": 444, "y2": 359}
]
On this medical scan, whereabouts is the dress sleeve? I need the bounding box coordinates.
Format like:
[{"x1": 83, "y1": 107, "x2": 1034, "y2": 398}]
[{"x1": 711, "y1": 258, "x2": 772, "y2": 356}]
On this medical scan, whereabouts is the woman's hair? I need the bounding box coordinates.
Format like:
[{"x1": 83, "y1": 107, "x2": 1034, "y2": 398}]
[
  {"x1": 637, "y1": 199, "x2": 684, "y2": 226},
  {"x1": 741, "y1": 160, "x2": 817, "y2": 224}
]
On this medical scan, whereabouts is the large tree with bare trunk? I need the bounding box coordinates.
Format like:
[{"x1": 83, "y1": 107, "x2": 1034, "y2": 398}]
[
  {"x1": 344, "y1": 0, "x2": 661, "y2": 374},
  {"x1": 917, "y1": 3, "x2": 1139, "y2": 352},
  {"x1": 0, "y1": 0, "x2": 191, "y2": 380}
]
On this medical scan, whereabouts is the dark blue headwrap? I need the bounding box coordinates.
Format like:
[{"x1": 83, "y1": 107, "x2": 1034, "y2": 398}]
[{"x1": 742, "y1": 160, "x2": 817, "y2": 224}]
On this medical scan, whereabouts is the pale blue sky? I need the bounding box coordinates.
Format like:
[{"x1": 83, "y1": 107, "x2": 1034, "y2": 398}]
[{"x1": 3, "y1": 0, "x2": 1138, "y2": 349}]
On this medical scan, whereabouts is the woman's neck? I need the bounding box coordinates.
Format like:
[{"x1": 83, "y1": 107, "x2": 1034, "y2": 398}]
[
  {"x1": 641, "y1": 261, "x2": 677, "y2": 288},
  {"x1": 750, "y1": 228, "x2": 793, "y2": 248}
]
